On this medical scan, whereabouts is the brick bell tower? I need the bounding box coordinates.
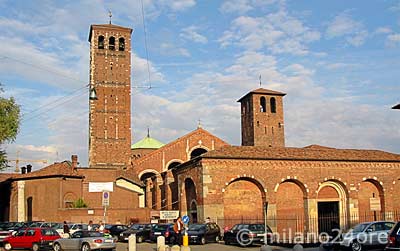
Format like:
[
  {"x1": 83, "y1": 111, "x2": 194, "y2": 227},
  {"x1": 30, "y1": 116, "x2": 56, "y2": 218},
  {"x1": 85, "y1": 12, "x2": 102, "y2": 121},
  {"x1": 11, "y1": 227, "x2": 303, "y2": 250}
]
[
  {"x1": 238, "y1": 88, "x2": 286, "y2": 147},
  {"x1": 88, "y1": 23, "x2": 133, "y2": 168}
]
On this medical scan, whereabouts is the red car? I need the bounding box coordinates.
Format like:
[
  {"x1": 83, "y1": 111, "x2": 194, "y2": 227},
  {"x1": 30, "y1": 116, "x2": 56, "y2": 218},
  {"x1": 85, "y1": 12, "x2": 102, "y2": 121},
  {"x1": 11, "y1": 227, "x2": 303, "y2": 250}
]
[{"x1": 3, "y1": 227, "x2": 61, "y2": 251}]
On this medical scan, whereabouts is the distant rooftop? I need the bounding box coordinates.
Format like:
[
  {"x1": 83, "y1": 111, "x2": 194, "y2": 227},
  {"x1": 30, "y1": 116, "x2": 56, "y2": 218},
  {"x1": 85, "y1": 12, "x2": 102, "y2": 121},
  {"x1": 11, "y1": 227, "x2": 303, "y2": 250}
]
[{"x1": 131, "y1": 132, "x2": 164, "y2": 149}]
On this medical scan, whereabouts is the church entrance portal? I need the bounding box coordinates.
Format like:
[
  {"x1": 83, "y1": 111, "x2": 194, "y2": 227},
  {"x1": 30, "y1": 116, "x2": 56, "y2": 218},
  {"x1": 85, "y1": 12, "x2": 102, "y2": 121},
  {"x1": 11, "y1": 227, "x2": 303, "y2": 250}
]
[{"x1": 318, "y1": 201, "x2": 339, "y2": 234}]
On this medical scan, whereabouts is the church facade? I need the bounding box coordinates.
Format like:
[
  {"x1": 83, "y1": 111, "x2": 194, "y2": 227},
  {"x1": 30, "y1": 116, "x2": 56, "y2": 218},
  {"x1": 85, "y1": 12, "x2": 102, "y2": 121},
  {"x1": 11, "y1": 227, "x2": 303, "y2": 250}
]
[{"x1": 1, "y1": 22, "x2": 400, "y2": 240}]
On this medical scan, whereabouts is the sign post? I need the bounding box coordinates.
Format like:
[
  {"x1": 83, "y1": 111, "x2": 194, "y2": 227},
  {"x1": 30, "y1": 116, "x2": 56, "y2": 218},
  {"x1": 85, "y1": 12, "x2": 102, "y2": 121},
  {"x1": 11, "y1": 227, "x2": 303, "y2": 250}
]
[
  {"x1": 102, "y1": 191, "x2": 110, "y2": 223},
  {"x1": 182, "y1": 215, "x2": 190, "y2": 246}
]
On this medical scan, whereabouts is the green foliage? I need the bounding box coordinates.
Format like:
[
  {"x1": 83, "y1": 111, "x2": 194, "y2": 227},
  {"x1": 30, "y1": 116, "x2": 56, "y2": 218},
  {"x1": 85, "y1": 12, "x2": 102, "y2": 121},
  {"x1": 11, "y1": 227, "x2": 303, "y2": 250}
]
[
  {"x1": 0, "y1": 84, "x2": 21, "y2": 170},
  {"x1": 73, "y1": 198, "x2": 88, "y2": 208}
]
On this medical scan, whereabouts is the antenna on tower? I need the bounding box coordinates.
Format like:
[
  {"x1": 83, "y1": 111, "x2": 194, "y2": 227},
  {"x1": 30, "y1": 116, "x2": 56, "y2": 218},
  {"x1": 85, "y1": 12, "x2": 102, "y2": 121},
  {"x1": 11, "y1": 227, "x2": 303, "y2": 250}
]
[
  {"x1": 259, "y1": 75, "x2": 262, "y2": 87},
  {"x1": 108, "y1": 10, "x2": 112, "y2": 24}
]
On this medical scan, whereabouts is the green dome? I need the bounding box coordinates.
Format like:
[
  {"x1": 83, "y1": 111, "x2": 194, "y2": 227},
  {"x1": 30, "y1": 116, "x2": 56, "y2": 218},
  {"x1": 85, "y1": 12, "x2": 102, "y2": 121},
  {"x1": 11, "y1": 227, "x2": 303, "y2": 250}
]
[{"x1": 131, "y1": 136, "x2": 165, "y2": 149}]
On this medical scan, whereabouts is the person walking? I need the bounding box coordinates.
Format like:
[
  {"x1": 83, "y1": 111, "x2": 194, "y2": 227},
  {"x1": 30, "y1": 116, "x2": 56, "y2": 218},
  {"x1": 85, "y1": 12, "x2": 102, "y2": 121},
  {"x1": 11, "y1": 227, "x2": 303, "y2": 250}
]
[
  {"x1": 88, "y1": 220, "x2": 93, "y2": 231},
  {"x1": 173, "y1": 217, "x2": 184, "y2": 245},
  {"x1": 63, "y1": 221, "x2": 70, "y2": 238}
]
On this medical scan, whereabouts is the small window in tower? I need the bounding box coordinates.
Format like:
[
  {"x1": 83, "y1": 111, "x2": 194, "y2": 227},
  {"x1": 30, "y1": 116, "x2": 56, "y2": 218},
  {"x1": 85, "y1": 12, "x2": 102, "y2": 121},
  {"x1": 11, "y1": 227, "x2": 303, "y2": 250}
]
[
  {"x1": 260, "y1": 97, "x2": 266, "y2": 112},
  {"x1": 270, "y1": 97, "x2": 276, "y2": 113},
  {"x1": 119, "y1": 37, "x2": 125, "y2": 51},
  {"x1": 109, "y1": 36, "x2": 115, "y2": 50},
  {"x1": 257, "y1": 121, "x2": 260, "y2": 127},
  {"x1": 98, "y1": 35, "x2": 105, "y2": 49},
  {"x1": 264, "y1": 126, "x2": 267, "y2": 134}
]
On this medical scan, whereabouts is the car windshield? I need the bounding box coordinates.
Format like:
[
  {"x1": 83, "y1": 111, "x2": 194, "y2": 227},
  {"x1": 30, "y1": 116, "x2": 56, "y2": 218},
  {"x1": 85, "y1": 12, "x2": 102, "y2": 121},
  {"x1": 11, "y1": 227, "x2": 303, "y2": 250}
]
[
  {"x1": 130, "y1": 225, "x2": 144, "y2": 230},
  {"x1": 188, "y1": 224, "x2": 205, "y2": 231},
  {"x1": 153, "y1": 225, "x2": 169, "y2": 231},
  {"x1": 232, "y1": 224, "x2": 249, "y2": 230},
  {"x1": 351, "y1": 223, "x2": 370, "y2": 233}
]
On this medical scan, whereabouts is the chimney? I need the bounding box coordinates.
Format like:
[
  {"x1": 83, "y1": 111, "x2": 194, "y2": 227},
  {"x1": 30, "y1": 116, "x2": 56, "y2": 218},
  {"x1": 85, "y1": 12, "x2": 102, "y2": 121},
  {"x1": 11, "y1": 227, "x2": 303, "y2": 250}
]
[
  {"x1": 21, "y1": 166, "x2": 26, "y2": 174},
  {"x1": 27, "y1": 164, "x2": 32, "y2": 173},
  {"x1": 71, "y1": 155, "x2": 78, "y2": 170}
]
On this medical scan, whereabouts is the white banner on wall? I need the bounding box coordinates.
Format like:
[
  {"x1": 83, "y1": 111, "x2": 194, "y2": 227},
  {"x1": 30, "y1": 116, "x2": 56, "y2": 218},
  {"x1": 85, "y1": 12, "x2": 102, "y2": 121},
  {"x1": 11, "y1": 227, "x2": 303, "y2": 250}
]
[{"x1": 89, "y1": 182, "x2": 114, "y2": 192}]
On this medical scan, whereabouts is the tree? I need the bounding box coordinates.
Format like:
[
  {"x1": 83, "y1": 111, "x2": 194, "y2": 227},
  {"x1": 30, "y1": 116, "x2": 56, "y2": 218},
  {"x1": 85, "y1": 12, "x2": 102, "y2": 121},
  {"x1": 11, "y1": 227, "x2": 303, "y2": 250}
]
[
  {"x1": 72, "y1": 198, "x2": 88, "y2": 208},
  {"x1": 0, "y1": 84, "x2": 21, "y2": 170}
]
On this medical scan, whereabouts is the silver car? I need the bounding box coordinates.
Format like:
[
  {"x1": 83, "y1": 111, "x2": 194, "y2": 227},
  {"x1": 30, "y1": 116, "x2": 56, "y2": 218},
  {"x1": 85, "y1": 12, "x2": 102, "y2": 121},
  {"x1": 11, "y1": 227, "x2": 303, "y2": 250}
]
[
  {"x1": 338, "y1": 221, "x2": 395, "y2": 251},
  {"x1": 53, "y1": 230, "x2": 115, "y2": 251}
]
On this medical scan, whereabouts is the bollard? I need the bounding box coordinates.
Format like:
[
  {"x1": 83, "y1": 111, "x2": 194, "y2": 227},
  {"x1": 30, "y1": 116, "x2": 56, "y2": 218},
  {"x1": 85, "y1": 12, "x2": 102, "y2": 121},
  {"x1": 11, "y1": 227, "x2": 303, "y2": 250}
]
[
  {"x1": 293, "y1": 243, "x2": 303, "y2": 251},
  {"x1": 157, "y1": 236, "x2": 166, "y2": 251},
  {"x1": 128, "y1": 233, "x2": 136, "y2": 251},
  {"x1": 260, "y1": 244, "x2": 272, "y2": 251},
  {"x1": 182, "y1": 235, "x2": 189, "y2": 247},
  {"x1": 170, "y1": 245, "x2": 180, "y2": 251},
  {"x1": 181, "y1": 246, "x2": 191, "y2": 251}
]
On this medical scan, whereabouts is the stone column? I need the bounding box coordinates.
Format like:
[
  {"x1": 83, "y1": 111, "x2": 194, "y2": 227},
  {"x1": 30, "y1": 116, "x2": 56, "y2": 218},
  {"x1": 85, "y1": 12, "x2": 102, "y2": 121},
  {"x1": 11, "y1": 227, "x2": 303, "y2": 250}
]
[
  {"x1": 165, "y1": 170, "x2": 175, "y2": 210},
  {"x1": 146, "y1": 178, "x2": 153, "y2": 209},
  {"x1": 155, "y1": 175, "x2": 163, "y2": 210},
  {"x1": 17, "y1": 181, "x2": 25, "y2": 222}
]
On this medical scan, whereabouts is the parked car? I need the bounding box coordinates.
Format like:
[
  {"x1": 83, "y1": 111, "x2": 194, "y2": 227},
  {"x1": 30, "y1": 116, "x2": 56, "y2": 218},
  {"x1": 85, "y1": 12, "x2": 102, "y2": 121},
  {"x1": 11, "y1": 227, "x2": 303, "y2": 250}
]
[
  {"x1": 104, "y1": 224, "x2": 129, "y2": 241},
  {"x1": 149, "y1": 224, "x2": 175, "y2": 244},
  {"x1": 324, "y1": 221, "x2": 395, "y2": 251},
  {"x1": 118, "y1": 224, "x2": 153, "y2": 243},
  {"x1": 52, "y1": 230, "x2": 115, "y2": 251},
  {"x1": 386, "y1": 221, "x2": 400, "y2": 251},
  {"x1": 3, "y1": 227, "x2": 61, "y2": 251},
  {"x1": 0, "y1": 229, "x2": 12, "y2": 246},
  {"x1": 224, "y1": 223, "x2": 273, "y2": 246},
  {"x1": 68, "y1": 224, "x2": 89, "y2": 234},
  {"x1": 187, "y1": 222, "x2": 221, "y2": 245}
]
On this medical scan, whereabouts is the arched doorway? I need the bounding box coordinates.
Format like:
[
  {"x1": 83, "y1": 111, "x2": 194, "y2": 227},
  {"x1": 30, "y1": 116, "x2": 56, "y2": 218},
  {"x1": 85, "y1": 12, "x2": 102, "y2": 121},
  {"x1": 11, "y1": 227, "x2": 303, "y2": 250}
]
[
  {"x1": 190, "y1": 148, "x2": 207, "y2": 159},
  {"x1": 223, "y1": 178, "x2": 265, "y2": 228},
  {"x1": 139, "y1": 170, "x2": 159, "y2": 209},
  {"x1": 358, "y1": 179, "x2": 384, "y2": 221},
  {"x1": 167, "y1": 162, "x2": 182, "y2": 210},
  {"x1": 317, "y1": 180, "x2": 348, "y2": 234},
  {"x1": 276, "y1": 180, "x2": 307, "y2": 237},
  {"x1": 184, "y1": 178, "x2": 197, "y2": 223}
]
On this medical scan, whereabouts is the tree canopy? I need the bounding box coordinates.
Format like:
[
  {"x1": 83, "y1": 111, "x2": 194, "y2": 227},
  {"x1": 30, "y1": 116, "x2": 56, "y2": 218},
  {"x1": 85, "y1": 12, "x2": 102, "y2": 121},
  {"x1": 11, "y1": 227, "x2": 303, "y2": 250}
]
[{"x1": 0, "y1": 85, "x2": 21, "y2": 170}]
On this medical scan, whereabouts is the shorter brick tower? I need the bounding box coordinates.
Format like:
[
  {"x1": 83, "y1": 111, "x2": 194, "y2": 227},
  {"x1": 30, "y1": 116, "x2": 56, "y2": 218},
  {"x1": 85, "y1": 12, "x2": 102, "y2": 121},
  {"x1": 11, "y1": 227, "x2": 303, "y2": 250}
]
[
  {"x1": 238, "y1": 88, "x2": 286, "y2": 147},
  {"x1": 88, "y1": 23, "x2": 133, "y2": 168}
]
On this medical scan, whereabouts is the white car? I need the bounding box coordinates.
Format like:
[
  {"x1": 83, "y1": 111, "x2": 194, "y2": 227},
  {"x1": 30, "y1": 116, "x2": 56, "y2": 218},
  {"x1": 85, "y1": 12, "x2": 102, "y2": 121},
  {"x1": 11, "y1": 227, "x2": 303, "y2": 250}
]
[
  {"x1": 53, "y1": 230, "x2": 115, "y2": 251},
  {"x1": 328, "y1": 221, "x2": 395, "y2": 251}
]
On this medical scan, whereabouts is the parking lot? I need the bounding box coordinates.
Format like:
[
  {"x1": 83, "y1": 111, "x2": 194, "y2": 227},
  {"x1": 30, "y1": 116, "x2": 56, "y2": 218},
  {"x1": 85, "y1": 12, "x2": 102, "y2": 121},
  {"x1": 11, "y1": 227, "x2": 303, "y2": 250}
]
[{"x1": 115, "y1": 242, "x2": 321, "y2": 251}]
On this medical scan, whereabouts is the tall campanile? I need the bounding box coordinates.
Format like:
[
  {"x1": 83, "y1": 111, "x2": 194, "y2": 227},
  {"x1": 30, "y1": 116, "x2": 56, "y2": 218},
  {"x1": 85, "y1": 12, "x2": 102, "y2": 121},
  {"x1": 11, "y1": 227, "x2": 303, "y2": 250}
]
[
  {"x1": 88, "y1": 23, "x2": 133, "y2": 168},
  {"x1": 238, "y1": 88, "x2": 286, "y2": 147}
]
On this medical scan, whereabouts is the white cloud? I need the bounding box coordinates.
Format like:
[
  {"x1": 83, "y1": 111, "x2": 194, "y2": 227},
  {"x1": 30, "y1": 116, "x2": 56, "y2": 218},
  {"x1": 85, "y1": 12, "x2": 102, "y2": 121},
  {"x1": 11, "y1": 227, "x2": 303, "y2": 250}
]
[
  {"x1": 374, "y1": 27, "x2": 392, "y2": 34},
  {"x1": 218, "y1": 10, "x2": 320, "y2": 55},
  {"x1": 219, "y1": 0, "x2": 279, "y2": 14},
  {"x1": 325, "y1": 12, "x2": 368, "y2": 46},
  {"x1": 180, "y1": 26, "x2": 208, "y2": 44},
  {"x1": 386, "y1": 33, "x2": 400, "y2": 47},
  {"x1": 158, "y1": 0, "x2": 196, "y2": 12}
]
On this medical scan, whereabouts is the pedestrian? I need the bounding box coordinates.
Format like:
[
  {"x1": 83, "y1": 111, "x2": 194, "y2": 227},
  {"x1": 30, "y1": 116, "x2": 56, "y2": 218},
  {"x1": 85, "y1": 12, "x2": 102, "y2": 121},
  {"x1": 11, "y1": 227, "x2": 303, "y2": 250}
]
[
  {"x1": 63, "y1": 221, "x2": 70, "y2": 237},
  {"x1": 173, "y1": 216, "x2": 184, "y2": 245},
  {"x1": 88, "y1": 220, "x2": 93, "y2": 231},
  {"x1": 98, "y1": 221, "x2": 105, "y2": 232}
]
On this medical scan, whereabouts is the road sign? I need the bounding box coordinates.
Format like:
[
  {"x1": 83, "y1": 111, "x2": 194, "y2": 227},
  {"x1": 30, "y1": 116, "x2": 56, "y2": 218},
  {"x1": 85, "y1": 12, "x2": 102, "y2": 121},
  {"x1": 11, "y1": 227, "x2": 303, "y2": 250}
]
[
  {"x1": 102, "y1": 191, "x2": 110, "y2": 206},
  {"x1": 370, "y1": 197, "x2": 381, "y2": 211},
  {"x1": 160, "y1": 210, "x2": 180, "y2": 220},
  {"x1": 182, "y1": 215, "x2": 189, "y2": 224}
]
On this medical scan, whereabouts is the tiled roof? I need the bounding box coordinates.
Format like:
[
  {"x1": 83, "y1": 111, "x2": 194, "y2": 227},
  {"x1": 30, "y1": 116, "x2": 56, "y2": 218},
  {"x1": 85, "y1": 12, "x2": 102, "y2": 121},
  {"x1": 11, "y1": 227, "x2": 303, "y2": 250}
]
[
  {"x1": 8, "y1": 161, "x2": 83, "y2": 181},
  {"x1": 237, "y1": 88, "x2": 286, "y2": 102},
  {"x1": 115, "y1": 169, "x2": 143, "y2": 186},
  {"x1": 202, "y1": 145, "x2": 400, "y2": 162}
]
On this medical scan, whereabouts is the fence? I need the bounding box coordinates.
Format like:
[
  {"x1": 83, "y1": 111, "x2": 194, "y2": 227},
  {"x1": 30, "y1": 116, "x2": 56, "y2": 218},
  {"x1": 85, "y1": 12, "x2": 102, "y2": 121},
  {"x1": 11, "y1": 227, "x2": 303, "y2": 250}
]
[{"x1": 216, "y1": 211, "x2": 400, "y2": 244}]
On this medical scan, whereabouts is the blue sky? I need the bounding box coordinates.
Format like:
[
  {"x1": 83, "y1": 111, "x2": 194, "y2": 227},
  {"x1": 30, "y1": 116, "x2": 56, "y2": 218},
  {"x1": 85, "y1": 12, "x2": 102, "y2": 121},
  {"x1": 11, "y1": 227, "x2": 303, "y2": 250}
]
[{"x1": 1, "y1": 0, "x2": 400, "y2": 171}]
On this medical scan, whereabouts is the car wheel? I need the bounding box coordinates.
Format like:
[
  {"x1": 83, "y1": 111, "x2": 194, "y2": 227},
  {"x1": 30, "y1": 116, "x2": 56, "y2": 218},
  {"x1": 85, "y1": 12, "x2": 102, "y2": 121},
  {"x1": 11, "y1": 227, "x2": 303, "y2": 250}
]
[
  {"x1": 137, "y1": 236, "x2": 143, "y2": 243},
  {"x1": 4, "y1": 242, "x2": 12, "y2": 251},
  {"x1": 200, "y1": 236, "x2": 206, "y2": 245},
  {"x1": 81, "y1": 243, "x2": 91, "y2": 251},
  {"x1": 351, "y1": 240, "x2": 363, "y2": 251},
  {"x1": 53, "y1": 243, "x2": 62, "y2": 251},
  {"x1": 32, "y1": 243, "x2": 40, "y2": 251},
  {"x1": 215, "y1": 235, "x2": 220, "y2": 242}
]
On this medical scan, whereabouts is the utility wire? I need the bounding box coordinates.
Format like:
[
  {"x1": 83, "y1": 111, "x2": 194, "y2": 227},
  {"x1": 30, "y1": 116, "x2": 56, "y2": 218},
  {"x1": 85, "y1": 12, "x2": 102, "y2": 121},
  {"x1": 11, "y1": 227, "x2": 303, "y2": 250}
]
[{"x1": 140, "y1": 0, "x2": 152, "y2": 89}]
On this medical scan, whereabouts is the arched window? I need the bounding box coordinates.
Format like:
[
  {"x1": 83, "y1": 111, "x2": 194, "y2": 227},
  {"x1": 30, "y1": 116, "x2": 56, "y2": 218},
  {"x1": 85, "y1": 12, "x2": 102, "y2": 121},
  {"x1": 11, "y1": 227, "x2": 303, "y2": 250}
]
[
  {"x1": 109, "y1": 36, "x2": 115, "y2": 50},
  {"x1": 270, "y1": 97, "x2": 276, "y2": 113},
  {"x1": 119, "y1": 37, "x2": 125, "y2": 51},
  {"x1": 98, "y1": 35, "x2": 104, "y2": 49},
  {"x1": 260, "y1": 97, "x2": 266, "y2": 112}
]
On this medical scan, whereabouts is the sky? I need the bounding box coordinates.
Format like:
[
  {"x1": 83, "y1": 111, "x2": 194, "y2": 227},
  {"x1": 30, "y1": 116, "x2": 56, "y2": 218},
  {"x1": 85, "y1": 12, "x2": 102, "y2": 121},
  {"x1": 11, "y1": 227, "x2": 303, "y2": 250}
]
[{"x1": 1, "y1": 0, "x2": 400, "y2": 172}]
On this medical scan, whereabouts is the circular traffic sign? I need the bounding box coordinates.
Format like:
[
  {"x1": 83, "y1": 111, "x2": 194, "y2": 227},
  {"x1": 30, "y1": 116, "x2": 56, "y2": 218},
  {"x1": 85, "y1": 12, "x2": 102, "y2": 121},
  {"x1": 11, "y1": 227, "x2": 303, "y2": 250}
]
[{"x1": 182, "y1": 215, "x2": 190, "y2": 224}]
